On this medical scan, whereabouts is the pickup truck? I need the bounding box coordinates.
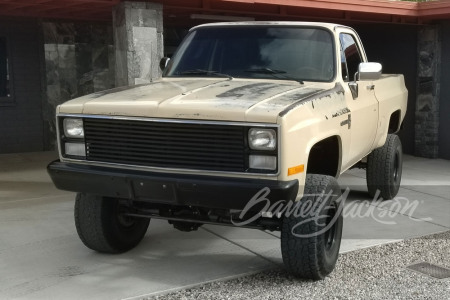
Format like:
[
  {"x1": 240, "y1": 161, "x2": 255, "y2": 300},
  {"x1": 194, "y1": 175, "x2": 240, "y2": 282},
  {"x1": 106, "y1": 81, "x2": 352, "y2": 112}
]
[{"x1": 48, "y1": 22, "x2": 408, "y2": 280}]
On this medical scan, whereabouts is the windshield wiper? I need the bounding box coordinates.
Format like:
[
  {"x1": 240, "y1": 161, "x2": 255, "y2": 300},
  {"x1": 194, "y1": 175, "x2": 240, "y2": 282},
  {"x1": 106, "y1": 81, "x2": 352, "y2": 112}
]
[
  {"x1": 245, "y1": 68, "x2": 286, "y2": 74},
  {"x1": 245, "y1": 68, "x2": 304, "y2": 84},
  {"x1": 179, "y1": 69, "x2": 233, "y2": 80}
]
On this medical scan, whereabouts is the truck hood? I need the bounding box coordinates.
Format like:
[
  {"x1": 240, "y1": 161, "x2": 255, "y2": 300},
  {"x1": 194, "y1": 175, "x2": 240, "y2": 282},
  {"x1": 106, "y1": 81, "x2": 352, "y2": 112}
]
[{"x1": 58, "y1": 78, "x2": 328, "y2": 123}]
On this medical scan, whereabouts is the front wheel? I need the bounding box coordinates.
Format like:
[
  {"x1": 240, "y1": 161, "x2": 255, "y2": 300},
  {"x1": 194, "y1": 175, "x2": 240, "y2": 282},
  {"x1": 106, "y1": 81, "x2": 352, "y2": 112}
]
[
  {"x1": 281, "y1": 174, "x2": 343, "y2": 280},
  {"x1": 74, "y1": 193, "x2": 150, "y2": 253},
  {"x1": 366, "y1": 134, "x2": 403, "y2": 200}
]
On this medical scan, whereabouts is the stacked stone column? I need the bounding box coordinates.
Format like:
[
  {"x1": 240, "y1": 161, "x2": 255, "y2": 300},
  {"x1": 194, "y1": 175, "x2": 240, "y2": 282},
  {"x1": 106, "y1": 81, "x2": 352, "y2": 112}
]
[
  {"x1": 113, "y1": 1, "x2": 163, "y2": 86},
  {"x1": 415, "y1": 26, "x2": 441, "y2": 158}
]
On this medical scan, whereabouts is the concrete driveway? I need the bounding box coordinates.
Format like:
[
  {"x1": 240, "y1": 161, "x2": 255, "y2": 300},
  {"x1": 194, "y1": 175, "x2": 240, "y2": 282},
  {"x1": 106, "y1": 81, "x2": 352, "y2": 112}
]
[{"x1": 0, "y1": 152, "x2": 449, "y2": 299}]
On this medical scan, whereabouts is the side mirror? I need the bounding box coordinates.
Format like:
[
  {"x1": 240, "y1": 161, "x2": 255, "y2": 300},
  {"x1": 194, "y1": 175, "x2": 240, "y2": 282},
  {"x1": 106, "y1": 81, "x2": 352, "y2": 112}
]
[
  {"x1": 160, "y1": 57, "x2": 171, "y2": 71},
  {"x1": 358, "y1": 62, "x2": 382, "y2": 80}
]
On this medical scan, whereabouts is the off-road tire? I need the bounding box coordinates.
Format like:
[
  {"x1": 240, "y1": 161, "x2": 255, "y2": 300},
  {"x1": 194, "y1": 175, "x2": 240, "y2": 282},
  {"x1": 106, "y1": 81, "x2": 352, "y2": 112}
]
[
  {"x1": 74, "y1": 193, "x2": 150, "y2": 253},
  {"x1": 366, "y1": 134, "x2": 403, "y2": 200},
  {"x1": 281, "y1": 174, "x2": 343, "y2": 280}
]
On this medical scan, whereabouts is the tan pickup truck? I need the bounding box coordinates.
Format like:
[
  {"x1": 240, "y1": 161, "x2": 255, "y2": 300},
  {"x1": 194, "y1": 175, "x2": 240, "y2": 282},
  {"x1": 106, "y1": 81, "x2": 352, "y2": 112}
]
[{"x1": 48, "y1": 22, "x2": 407, "y2": 279}]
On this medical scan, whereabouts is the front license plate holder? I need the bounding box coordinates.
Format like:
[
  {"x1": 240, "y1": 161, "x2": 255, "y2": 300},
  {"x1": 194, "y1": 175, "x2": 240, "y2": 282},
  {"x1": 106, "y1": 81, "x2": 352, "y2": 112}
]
[{"x1": 132, "y1": 179, "x2": 176, "y2": 203}]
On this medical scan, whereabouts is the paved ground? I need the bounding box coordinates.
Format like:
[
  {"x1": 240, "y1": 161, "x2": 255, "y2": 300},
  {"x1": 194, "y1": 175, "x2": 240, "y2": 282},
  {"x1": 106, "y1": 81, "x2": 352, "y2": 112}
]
[
  {"x1": 0, "y1": 152, "x2": 449, "y2": 299},
  {"x1": 154, "y1": 230, "x2": 450, "y2": 300}
]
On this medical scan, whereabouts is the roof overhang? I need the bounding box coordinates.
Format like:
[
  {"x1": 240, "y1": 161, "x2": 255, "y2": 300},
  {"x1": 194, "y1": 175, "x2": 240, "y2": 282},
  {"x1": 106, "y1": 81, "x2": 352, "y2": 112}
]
[{"x1": 0, "y1": 0, "x2": 449, "y2": 24}]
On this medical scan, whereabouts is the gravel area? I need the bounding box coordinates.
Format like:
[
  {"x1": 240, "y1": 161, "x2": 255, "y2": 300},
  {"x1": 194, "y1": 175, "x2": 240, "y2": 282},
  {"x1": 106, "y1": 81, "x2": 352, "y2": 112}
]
[{"x1": 151, "y1": 230, "x2": 450, "y2": 300}]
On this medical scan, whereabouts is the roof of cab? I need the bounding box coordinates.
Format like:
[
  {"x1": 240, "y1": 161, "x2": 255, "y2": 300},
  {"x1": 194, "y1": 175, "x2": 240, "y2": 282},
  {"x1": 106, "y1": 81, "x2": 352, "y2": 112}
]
[{"x1": 190, "y1": 21, "x2": 349, "y2": 32}]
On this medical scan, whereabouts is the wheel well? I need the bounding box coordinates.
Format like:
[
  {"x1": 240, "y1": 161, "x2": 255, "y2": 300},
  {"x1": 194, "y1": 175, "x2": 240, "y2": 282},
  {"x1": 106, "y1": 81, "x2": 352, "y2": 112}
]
[
  {"x1": 388, "y1": 110, "x2": 401, "y2": 133},
  {"x1": 307, "y1": 136, "x2": 340, "y2": 177}
]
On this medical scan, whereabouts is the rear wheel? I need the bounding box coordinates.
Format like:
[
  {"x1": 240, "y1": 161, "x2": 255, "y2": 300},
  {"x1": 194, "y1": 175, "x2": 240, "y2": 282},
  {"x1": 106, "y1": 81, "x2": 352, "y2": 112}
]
[
  {"x1": 367, "y1": 134, "x2": 403, "y2": 200},
  {"x1": 74, "y1": 193, "x2": 150, "y2": 253},
  {"x1": 281, "y1": 174, "x2": 343, "y2": 280}
]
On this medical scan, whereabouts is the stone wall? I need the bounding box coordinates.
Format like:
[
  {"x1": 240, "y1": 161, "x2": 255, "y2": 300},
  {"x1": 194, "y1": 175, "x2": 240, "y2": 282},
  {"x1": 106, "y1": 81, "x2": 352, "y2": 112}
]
[
  {"x1": 0, "y1": 18, "x2": 44, "y2": 153},
  {"x1": 113, "y1": 2, "x2": 163, "y2": 86},
  {"x1": 42, "y1": 21, "x2": 115, "y2": 149},
  {"x1": 438, "y1": 21, "x2": 450, "y2": 159},
  {"x1": 415, "y1": 26, "x2": 441, "y2": 158},
  {"x1": 355, "y1": 24, "x2": 418, "y2": 155}
]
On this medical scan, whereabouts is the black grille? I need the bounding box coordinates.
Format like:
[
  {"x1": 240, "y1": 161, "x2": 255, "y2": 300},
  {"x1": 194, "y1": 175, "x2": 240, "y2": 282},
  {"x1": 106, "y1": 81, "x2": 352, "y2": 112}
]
[{"x1": 84, "y1": 118, "x2": 247, "y2": 172}]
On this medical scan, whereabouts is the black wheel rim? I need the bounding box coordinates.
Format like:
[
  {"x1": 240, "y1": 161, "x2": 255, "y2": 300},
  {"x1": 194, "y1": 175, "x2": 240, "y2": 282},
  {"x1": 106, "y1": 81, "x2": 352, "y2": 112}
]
[
  {"x1": 116, "y1": 203, "x2": 137, "y2": 228},
  {"x1": 393, "y1": 150, "x2": 400, "y2": 184},
  {"x1": 324, "y1": 204, "x2": 337, "y2": 252}
]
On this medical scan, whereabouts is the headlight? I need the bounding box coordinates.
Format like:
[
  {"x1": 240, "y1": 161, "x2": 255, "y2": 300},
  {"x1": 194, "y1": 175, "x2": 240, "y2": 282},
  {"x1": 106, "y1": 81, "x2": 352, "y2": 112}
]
[
  {"x1": 63, "y1": 118, "x2": 84, "y2": 138},
  {"x1": 248, "y1": 128, "x2": 276, "y2": 150}
]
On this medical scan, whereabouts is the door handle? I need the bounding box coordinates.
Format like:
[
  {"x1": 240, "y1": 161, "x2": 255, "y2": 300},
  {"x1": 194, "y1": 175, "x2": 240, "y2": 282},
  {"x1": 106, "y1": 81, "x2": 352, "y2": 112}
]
[{"x1": 367, "y1": 84, "x2": 375, "y2": 90}]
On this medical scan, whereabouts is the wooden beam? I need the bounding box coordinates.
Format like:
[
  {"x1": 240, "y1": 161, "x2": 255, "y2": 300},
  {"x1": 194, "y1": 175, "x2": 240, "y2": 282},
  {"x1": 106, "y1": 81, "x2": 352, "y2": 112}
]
[
  {"x1": 418, "y1": 0, "x2": 450, "y2": 18},
  {"x1": 1, "y1": 0, "x2": 449, "y2": 23},
  {"x1": 225, "y1": 0, "x2": 418, "y2": 15}
]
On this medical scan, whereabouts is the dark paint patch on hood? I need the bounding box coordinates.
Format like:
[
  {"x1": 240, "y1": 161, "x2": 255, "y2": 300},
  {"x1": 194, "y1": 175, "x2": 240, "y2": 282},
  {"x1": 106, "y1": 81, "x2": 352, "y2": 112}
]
[
  {"x1": 72, "y1": 78, "x2": 334, "y2": 123},
  {"x1": 216, "y1": 82, "x2": 283, "y2": 99},
  {"x1": 279, "y1": 83, "x2": 345, "y2": 117},
  {"x1": 273, "y1": 89, "x2": 325, "y2": 104}
]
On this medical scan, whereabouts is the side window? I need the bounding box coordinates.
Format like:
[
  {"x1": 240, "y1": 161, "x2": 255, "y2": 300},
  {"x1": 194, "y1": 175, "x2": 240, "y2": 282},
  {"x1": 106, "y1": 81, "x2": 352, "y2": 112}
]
[{"x1": 339, "y1": 33, "x2": 362, "y2": 82}]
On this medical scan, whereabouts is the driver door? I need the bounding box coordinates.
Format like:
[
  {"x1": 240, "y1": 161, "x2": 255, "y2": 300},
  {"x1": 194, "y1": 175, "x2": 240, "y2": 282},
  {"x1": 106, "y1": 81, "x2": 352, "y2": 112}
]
[{"x1": 339, "y1": 31, "x2": 379, "y2": 169}]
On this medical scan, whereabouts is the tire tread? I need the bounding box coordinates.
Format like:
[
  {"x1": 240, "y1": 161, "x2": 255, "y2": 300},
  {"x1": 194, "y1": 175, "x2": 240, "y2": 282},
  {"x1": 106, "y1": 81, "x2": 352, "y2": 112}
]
[
  {"x1": 74, "y1": 193, "x2": 149, "y2": 253},
  {"x1": 281, "y1": 174, "x2": 342, "y2": 280},
  {"x1": 367, "y1": 134, "x2": 402, "y2": 200}
]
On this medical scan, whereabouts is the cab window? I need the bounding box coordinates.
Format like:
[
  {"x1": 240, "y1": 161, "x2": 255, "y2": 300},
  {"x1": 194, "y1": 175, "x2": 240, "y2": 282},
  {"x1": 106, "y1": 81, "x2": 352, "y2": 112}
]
[{"x1": 340, "y1": 33, "x2": 362, "y2": 82}]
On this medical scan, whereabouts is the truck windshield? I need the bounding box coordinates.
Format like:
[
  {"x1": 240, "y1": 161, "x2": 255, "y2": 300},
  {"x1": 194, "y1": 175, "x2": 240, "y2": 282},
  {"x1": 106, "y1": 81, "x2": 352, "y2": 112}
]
[{"x1": 164, "y1": 26, "x2": 335, "y2": 82}]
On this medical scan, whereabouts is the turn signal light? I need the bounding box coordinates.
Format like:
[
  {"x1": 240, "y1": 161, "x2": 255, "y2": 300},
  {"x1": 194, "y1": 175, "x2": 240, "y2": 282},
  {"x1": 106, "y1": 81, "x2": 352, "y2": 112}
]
[{"x1": 288, "y1": 164, "x2": 304, "y2": 176}]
